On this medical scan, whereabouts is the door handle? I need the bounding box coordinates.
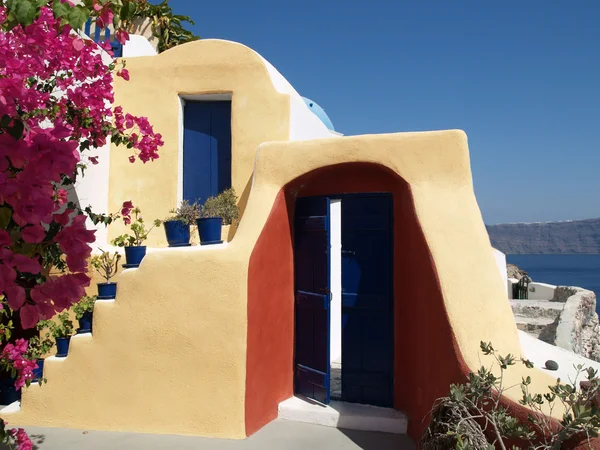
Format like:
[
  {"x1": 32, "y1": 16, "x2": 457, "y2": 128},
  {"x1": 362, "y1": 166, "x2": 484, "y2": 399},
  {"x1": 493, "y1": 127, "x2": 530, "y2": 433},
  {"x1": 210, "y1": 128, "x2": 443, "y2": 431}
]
[{"x1": 341, "y1": 250, "x2": 355, "y2": 256}]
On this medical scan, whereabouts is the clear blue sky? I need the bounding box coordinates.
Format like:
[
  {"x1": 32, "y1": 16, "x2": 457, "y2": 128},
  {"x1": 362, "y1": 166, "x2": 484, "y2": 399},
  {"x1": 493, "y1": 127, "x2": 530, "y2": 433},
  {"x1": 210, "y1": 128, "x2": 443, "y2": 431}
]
[{"x1": 171, "y1": 0, "x2": 599, "y2": 224}]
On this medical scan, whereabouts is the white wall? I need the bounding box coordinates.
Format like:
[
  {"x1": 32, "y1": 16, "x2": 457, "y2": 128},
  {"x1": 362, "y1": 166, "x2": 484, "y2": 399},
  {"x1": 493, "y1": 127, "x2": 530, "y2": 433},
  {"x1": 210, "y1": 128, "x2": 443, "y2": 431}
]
[
  {"x1": 493, "y1": 248, "x2": 508, "y2": 294},
  {"x1": 257, "y1": 53, "x2": 339, "y2": 141},
  {"x1": 330, "y1": 200, "x2": 342, "y2": 365},
  {"x1": 528, "y1": 282, "x2": 557, "y2": 300},
  {"x1": 123, "y1": 35, "x2": 157, "y2": 57}
]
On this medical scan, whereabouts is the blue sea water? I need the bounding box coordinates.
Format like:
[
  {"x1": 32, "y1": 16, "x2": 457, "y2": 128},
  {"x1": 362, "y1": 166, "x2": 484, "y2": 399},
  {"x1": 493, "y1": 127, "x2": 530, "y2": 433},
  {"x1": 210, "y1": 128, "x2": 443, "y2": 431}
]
[{"x1": 506, "y1": 254, "x2": 600, "y2": 313}]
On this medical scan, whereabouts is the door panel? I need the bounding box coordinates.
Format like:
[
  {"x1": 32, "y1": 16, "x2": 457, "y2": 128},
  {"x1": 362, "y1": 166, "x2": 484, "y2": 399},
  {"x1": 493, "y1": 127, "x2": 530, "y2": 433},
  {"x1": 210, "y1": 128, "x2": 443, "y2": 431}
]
[
  {"x1": 341, "y1": 195, "x2": 394, "y2": 407},
  {"x1": 294, "y1": 197, "x2": 331, "y2": 405},
  {"x1": 183, "y1": 101, "x2": 232, "y2": 206}
]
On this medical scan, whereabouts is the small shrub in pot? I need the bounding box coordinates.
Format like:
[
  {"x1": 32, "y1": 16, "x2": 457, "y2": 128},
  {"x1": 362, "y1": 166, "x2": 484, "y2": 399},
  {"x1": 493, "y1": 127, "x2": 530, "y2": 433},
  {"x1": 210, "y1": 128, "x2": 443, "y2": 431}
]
[
  {"x1": 197, "y1": 189, "x2": 239, "y2": 245},
  {"x1": 111, "y1": 202, "x2": 160, "y2": 267},
  {"x1": 41, "y1": 313, "x2": 74, "y2": 358},
  {"x1": 160, "y1": 200, "x2": 199, "y2": 247},
  {"x1": 91, "y1": 250, "x2": 121, "y2": 299},
  {"x1": 72, "y1": 295, "x2": 96, "y2": 334}
]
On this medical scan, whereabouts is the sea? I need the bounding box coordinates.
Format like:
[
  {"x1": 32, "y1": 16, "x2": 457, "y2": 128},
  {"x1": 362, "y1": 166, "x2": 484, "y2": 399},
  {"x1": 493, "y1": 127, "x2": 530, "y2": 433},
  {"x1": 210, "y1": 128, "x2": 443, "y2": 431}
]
[{"x1": 506, "y1": 254, "x2": 600, "y2": 314}]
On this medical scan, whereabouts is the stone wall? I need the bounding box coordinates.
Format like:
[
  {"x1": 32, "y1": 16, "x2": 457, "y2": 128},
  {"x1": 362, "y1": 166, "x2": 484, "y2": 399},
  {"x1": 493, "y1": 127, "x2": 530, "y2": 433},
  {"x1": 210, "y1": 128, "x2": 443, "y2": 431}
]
[
  {"x1": 511, "y1": 286, "x2": 600, "y2": 362},
  {"x1": 554, "y1": 287, "x2": 600, "y2": 361}
]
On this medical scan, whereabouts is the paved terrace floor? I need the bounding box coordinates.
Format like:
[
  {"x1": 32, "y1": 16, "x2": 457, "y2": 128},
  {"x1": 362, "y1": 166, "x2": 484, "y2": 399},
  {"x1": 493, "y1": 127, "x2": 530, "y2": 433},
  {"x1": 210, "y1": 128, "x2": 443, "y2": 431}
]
[{"x1": 1, "y1": 419, "x2": 416, "y2": 450}]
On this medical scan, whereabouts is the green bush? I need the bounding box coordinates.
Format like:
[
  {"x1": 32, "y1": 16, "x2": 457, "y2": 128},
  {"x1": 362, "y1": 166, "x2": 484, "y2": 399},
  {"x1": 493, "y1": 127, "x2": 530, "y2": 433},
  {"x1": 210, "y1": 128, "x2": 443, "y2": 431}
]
[
  {"x1": 39, "y1": 313, "x2": 74, "y2": 340},
  {"x1": 422, "y1": 341, "x2": 600, "y2": 450},
  {"x1": 162, "y1": 199, "x2": 199, "y2": 225},
  {"x1": 199, "y1": 188, "x2": 239, "y2": 225},
  {"x1": 72, "y1": 296, "x2": 96, "y2": 320}
]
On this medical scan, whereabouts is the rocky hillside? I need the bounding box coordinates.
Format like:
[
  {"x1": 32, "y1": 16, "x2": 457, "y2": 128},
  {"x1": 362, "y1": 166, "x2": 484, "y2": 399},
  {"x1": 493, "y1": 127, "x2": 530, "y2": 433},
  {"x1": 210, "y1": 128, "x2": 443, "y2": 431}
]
[{"x1": 487, "y1": 218, "x2": 600, "y2": 254}]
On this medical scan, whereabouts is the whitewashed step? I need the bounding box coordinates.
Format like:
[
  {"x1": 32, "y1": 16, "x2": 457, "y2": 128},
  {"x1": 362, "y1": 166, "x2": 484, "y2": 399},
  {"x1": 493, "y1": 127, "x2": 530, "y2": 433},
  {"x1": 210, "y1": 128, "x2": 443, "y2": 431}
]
[
  {"x1": 278, "y1": 396, "x2": 407, "y2": 434},
  {"x1": 0, "y1": 401, "x2": 21, "y2": 414}
]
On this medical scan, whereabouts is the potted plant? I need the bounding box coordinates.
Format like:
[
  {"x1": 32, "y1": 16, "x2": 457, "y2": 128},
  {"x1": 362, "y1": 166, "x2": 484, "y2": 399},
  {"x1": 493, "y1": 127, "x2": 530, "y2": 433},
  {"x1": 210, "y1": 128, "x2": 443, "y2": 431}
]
[
  {"x1": 27, "y1": 324, "x2": 54, "y2": 383},
  {"x1": 197, "y1": 189, "x2": 239, "y2": 245},
  {"x1": 160, "y1": 200, "x2": 199, "y2": 247},
  {"x1": 72, "y1": 296, "x2": 96, "y2": 334},
  {"x1": 44, "y1": 313, "x2": 74, "y2": 358},
  {"x1": 111, "y1": 202, "x2": 160, "y2": 268},
  {"x1": 90, "y1": 250, "x2": 121, "y2": 299}
]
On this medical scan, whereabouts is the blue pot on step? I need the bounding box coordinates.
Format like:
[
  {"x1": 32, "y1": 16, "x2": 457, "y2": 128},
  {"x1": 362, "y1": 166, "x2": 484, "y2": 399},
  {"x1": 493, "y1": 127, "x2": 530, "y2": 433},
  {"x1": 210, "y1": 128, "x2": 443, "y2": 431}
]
[
  {"x1": 164, "y1": 220, "x2": 191, "y2": 247},
  {"x1": 124, "y1": 245, "x2": 146, "y2": 268},
  {"x1": 78, "y1": 311, "x2": 93, "y2": 334},
  {"x1": 56, "y1": 336, "x2": 71, "y2": 357},
  {"x1": 97, "y1": 282, "x2": 117, "y2": 300},
  {"x1": 0, "y1": 378, "x2": 21, "y2": 404},
  {"x1": 197, "y1": 217, "x2": 223, "y2": 245},
  {"x1": 32, "y1": 359, "x2": 44, "y2": 382}
]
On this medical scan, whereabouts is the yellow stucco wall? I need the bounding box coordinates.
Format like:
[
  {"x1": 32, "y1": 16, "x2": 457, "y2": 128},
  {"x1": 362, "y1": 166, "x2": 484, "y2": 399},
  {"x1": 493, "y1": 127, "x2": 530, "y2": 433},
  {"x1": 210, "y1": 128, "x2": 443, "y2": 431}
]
[
  {"x1": 107, "y1": 39, "x2": 290, "y2": 247},
  {"x1": 8, "y1": 130, "x2": 559, "y2": 436}
]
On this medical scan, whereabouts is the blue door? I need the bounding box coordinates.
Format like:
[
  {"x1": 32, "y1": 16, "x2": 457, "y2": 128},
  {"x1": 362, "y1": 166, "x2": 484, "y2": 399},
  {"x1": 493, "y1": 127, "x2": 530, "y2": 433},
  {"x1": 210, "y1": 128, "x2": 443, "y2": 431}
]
[
  {"x1": 341, "y1": 194, "x2": 394, "y2": 407},
  {"x1": 183, "y1": 101, "x2": 232, "y2": 206},
  {"x1": 294, "y1": 197, "x2": 331, "y2": 405}
]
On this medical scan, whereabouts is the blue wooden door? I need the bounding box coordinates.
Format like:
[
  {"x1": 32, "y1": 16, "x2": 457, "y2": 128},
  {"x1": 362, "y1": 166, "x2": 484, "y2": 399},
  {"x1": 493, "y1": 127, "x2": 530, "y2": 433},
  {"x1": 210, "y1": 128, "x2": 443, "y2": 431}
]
[
  {"x1": 294, "y1": 197, "x2": 331, "y2": 405},
  {"x1": 341, "y1": 194, "x2": 394, "y2": 407},
  {"x1": 183, "y1": 101, "x2": 232, "y2": 206}
]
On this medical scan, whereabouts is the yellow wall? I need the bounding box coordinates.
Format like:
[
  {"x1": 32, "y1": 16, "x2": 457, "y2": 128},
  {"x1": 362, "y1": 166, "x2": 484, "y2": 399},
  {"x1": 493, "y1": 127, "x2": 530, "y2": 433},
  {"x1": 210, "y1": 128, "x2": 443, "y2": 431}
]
[
  {"x1": 107, "y1": 39, "x2": 290, "y2": 247},
  {"x1": 8, "y1": 130, "x2": 559, "y2": 436}
]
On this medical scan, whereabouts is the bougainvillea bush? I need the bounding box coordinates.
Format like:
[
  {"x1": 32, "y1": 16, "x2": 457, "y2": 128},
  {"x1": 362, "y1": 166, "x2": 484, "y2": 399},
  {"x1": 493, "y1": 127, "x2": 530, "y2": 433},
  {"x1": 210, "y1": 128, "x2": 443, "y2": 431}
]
[{"x1": 0, "y1": 0, "x2": 163, "y2": 447}]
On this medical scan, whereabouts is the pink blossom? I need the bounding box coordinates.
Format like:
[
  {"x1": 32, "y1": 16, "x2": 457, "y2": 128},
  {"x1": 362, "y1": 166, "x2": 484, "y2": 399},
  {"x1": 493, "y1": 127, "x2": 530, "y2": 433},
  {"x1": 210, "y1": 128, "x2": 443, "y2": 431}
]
[
  {"x1": 57, "y1": 188, "x2": 68, "y2": 205},
  {"x1": 0, "y1": 230, "x2": 11, "y2": 247},
  {"x1": 72, "y1": 38, "x2": 84, "y2": 51},
  {"x1": 115, "y1": 29, "x2": 129, "y2": 44},
  {"x1": 21, "y1": 225, "x2": 46, "y2": 244}
]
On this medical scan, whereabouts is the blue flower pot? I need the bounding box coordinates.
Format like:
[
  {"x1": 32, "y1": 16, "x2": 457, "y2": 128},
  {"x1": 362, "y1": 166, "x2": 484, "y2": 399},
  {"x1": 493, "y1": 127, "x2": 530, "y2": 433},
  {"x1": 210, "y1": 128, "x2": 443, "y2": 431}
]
[
  {"x1": 164, "y1": 220, "x2": 191, "y2": 247},
  {"x1": 0, "y1": 378, "x2": 21, "y2": 404},
  {"x1": 124, "y1": 245, "x2": 146, "y2": 268},
  {"x1": 32, "y1": 359, "x2": 44, "y2": 382},
  {"x1": 197, "y1": 217, "x2": 223, "y2": 245},
  {"x1": 56, "y1": 336, "x2": 71, "y2": 357},
  {"x1": 78, "y1": 311, "x2": 93, "y2": 334},
  {"x1": 97, "y1": 282, "x2": 117, "y2": 300}
]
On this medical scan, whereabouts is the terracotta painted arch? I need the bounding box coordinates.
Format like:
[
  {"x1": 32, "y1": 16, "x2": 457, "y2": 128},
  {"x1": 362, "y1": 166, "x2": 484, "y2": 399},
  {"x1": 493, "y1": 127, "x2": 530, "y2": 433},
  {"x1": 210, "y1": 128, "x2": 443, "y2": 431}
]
[
  {"x1": 245, "y1": 162, "x2": 469, "y2": 439},
  {"x1": 245, "y1": 161, "x2": 600, "y2": 448}
]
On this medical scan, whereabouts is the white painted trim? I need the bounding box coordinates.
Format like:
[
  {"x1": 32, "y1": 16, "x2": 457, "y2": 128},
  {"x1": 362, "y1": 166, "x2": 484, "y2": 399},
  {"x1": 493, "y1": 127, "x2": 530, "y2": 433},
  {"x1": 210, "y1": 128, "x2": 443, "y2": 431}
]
[
  {"x1": 178, "y1": 97, "x2": 185, "y2": 204},
  {"x1": 180, "y1": 93, "x2": 233, "y2": 101},
  {"x1": 177, "y1": 94, "x2": 234, "y2": 204},
  {"x1": 330, "y1": 200, "x2": 342, "y2": 365}
]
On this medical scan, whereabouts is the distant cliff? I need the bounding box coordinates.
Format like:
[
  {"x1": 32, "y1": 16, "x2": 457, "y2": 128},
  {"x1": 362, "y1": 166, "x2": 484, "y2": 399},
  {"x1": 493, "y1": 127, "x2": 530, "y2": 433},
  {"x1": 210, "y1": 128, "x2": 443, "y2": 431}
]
[{"x1": 487, "y1": 218, "x2": 600, "y2": 254}]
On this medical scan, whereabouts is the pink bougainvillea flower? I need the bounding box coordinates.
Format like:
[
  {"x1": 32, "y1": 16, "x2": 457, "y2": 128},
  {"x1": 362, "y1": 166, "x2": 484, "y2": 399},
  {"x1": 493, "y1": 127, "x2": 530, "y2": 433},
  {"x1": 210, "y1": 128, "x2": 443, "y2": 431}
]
[
  {"x1": 21, "y1": 225, "x2": 45, "y2": 244},
  {"x1": 0, "y1": 229, "x2": 11, "y2": 247},
  {"x1": 115, "y1": 29, "x2": 129, "y2": 44},
  {"x1": 5, "y1": 284, "x2": 25, "y2": 310},
  {"x1": 117, "y1": 69, "x2": 130, "y2": 81},
  {"x1": 89, "y1": 156, "x2": 99, "y2": 165},
  {"x1": 128, "y1": 155, "x2": 135, "y2": 163},
  {"x1": 57, "y1": 188, "x2": 68, "y2": 204},
  {"x1": 72, "y1": 38, "x2": 85, "y2": 51}
]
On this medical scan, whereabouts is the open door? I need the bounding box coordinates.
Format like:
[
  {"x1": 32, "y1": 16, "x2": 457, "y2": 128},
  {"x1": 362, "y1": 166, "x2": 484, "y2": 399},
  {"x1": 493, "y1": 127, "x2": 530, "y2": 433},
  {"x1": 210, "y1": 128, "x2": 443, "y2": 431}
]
[{"x1": 294, "y1": 196, "x2": 331, "y2": 405}]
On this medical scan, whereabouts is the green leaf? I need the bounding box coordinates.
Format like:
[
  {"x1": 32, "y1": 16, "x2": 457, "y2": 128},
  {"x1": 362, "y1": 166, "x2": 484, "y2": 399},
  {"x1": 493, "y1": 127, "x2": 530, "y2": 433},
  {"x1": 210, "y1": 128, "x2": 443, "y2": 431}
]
[
  {"x1": 11, "y1": 0, "x2": 38, "y2": 26},
  {"x1": 52, "y1": 0, "x2": 70, "y2": 19},
  {"x1": 67, "y1": 5, "x2": 90, "y2": 31},
  {"x1": 0, "y1": 207, "x2": 12, "y2": 229},
  {"x1": 7, "y1": 118, "x2": 24, "y2": 140}
]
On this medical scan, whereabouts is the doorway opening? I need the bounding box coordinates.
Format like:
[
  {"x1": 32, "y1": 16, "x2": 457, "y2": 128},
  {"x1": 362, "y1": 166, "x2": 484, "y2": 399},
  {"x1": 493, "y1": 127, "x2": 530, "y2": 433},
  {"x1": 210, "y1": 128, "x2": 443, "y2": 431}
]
[{"x1": 293, "y1": 193, "x2": 394, "y2": 408}]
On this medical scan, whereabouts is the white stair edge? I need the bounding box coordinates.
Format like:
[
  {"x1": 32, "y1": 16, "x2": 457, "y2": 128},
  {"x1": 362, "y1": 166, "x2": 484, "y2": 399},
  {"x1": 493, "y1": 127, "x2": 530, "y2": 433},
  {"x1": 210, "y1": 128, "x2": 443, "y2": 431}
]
[
  {"x1": 0, "y1": 401, "x2": 21, "y2": 414},
  {"x1": 278, "y1": 396, "x2": 407, "y2": 434}
]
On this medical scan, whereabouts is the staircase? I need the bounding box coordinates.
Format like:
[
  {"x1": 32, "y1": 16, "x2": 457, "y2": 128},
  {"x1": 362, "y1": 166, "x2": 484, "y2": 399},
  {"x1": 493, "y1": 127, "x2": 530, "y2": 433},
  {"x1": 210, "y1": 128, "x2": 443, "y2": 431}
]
[
  {"x1": 511, "y1": 300, "x2": 564, "y2": 342},
  {"x1": 0, "y1": 243, "x2": 253, "y2": 439}
]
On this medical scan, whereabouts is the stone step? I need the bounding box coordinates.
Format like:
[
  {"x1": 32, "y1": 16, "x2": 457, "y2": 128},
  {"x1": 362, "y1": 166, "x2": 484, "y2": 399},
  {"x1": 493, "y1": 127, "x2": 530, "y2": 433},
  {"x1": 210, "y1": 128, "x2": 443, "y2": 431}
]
[
  {"x1": 278, "y1": 396, "x2": 407, "y2": 434},
  {"x1": 511, "y1": 300, "x2": 564, "y2": 320},
  {"x1": 514, "y1": 315, "x2": 556, "y2": 338}
]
